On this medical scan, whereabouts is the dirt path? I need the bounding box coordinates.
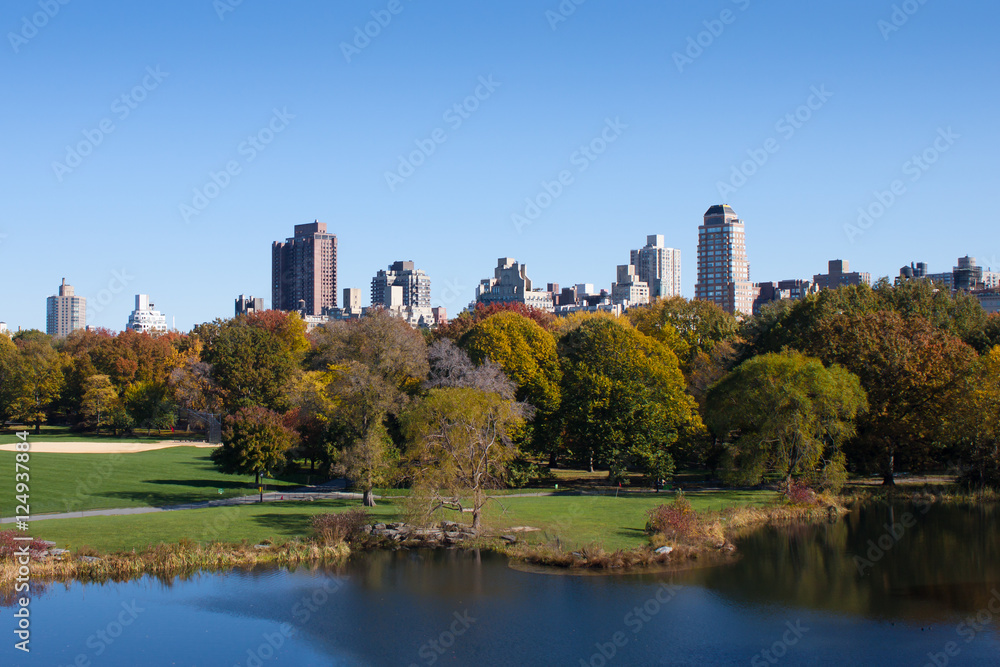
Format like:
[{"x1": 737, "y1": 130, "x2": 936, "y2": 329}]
[{"x1": 0, "y1": 441, "x2": 216, "y2": 454}]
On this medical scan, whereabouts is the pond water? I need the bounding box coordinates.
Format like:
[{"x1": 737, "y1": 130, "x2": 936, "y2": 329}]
[{"x1": 3, "y1": 502, "x2": 1000, "y2": 666}]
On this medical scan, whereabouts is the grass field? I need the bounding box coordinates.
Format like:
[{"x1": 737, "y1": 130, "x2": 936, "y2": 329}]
[
  {"x1": 0, "y1": 425, "x2": 204, "y2": 444},
  {"x1": 26, "y1": 499, "x2": 402, "y2": 553},
  {"x1": 0, "y1": 447, "x2": 308, "y2": 515},
  {"x1": 17, "y1": 489, "x2": 778, "y2": 554}
]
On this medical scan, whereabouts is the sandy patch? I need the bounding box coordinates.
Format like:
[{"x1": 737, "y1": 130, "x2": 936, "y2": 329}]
[{"x1": 0, "y1": 441, "x2": 217, "y2": 454}]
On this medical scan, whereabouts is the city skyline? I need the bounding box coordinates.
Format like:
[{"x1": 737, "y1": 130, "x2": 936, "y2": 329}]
[{"x1": 4, "y1": 2, "x2": 999, "y2": 330}]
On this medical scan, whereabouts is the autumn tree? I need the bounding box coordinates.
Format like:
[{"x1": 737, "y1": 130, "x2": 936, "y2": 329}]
[
  {"x1": 213, "y1": 406, "x2": 298, "y2": 501},
  {"x1": 628, "y1": 297, "x2": 738, "y2": 369},
  {"x1": 12, "y1": 331, "x2": 65, "y2": 433},
  {"x1": 80, "y1": 375, "x2": 120, "y2": 433},
  {"x1": 706, "y1": 351, "x2": 867, "y2": 486},
  {"x1": 426, "y1": 339, "x2": 515, "y2": 398},
  {"x1": 951, "y1": 346, "x2": 1000, "y2": 488},
  {"x1": 558, "y1": 318, "x2": 702, "y2": 482},
  {"x1": 404, "y1": 387, "x2": 526, "y2": 531},
  {"x1": 311, "y1": 310, "x2": 429, "y2": 506},
  {"x1": 0, "y1": 336, "x2": 23, "y2": 424},
  {"x1": 808, "y1": 312, "x2": 975, "y2": 485},
  {"x1": 460, "y1": 312, "x2": 561, "y2": 461}
]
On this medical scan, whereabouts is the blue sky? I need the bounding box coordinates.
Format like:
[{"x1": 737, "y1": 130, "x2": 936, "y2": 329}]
[{"x1": 3, "y1": 0, "x2": 998, "y2": 331}]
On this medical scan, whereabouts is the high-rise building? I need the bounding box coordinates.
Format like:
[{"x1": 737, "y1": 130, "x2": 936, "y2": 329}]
[
  {"x1": 235, "y1": 295, "x2": 264, "y2": 316},
  {"x1": 630, "y1": 235, "x2": 682, "y2": 299},
  {"x1": 127, "y1": 295, "x2": 168, "y2": 333},
  {"x1": 899, "y1": 256, "x2": 1000, "y2": 291},
  {"x1": 695, "y1": 205, "x2": 758, "y2": 315},
  {"x1": 371, "y1": 261, "x2": 431, "y2": 309},
  {"x1": 753, "y1": 279, "x2": 816, "y2": 315},
  {"x1": 343, "y1": 288, "x2": 361, "y2": 315},
  {"x1": 46, "y1": 278, "x2": 86, "y2": 337},
  {"x1": 813, "y1": 260, "x2": 872, "y2": 291},
  {"x1": 475, "y1": 258, "x2": 554, "y2": 312},
  {"x1": 272, "y1": 221, "x2": 338, "y2": 316},
  {"x1": 611, "y1": 264, "x2": 650, "y2": 307}
]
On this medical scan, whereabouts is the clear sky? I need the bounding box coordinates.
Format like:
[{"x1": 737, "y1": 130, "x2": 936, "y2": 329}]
[{"x1": 3, "y1": 0, "x2": 998, "y2": 331}]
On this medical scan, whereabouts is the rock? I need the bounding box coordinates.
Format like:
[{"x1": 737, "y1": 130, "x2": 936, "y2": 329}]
[
  {"x1": 253, "y1": 544, "x2": 271, "y2": 550},
  {"x1": 500, "y1": 535, "x2": 517, "y2": 544},
  {"x1": 655, "y1": 546, "x2": 673, "y2": 555},
  {"x1": 40, "y1": 540, "x2": 56, "y2": 547},
  {"x1": 49, "y1": 548, "x2": 69, "y2": 556},
  {"x1": 374, "y1": 523, "x2": 386, "y2": 531},
  {"x1": 79, "y1": 556, "x2": 101, "y2": 563}
]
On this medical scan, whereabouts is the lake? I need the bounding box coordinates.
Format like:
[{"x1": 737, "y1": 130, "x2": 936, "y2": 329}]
[{"x1": 3, "y1": 502, "x2": 1000, "y2": 666}]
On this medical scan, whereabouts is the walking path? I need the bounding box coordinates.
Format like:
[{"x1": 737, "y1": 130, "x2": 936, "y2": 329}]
[{"x1": 0, "y1": 480, "x2": 363, "y2": 524}]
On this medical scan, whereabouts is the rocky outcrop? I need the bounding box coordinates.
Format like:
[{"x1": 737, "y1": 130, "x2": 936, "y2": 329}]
[{"x1": 365, "y1": 521, "x2": 478, "y2": 547}]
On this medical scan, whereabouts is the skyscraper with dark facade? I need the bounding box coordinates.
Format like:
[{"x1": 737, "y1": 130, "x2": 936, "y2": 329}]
[{"x1": 271, "y1": 221, "x2": 337, "y2": 315}]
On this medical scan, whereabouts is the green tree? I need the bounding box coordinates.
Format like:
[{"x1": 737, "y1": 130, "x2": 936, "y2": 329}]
[
  {"x1": 213, "y1": 406, "x2": 298, "y2": 501},
  {"x1": 705, "y1": 350, "x2": 867, "y2": 486},
  {"x1": 199, "y1": 320, "x2": 296, "y2": 413},
  {"x1": 404, "y1": 387, "x2": 526, "y2": 532},
  {"x1": 123, "y1": 381, "x2": 175, "y2": 435},
  {"x1": 80, "y1": 375, "x2": 120, "y2": 433},
  {"x1": 0, "y1": 336, "x2": 24, "y2": 424},
  {"x1": 558, "y1": 318, "x2": 702, "y2": 483}
]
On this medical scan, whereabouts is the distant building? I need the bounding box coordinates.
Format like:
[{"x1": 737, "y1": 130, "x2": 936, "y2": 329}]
[
  {"x1": 475, "y1": 258, "x2": 554, "y2": 312},
  {"x1": 127, "y1": 295, "x2": 168, "y2": 334},
  {"x1": 342, "y1": 288, "x2": 362, "y2": 315},
  {"x1": 0, "y1": 323, "x2": 8, "y2": 336},
  {"x1": 46, "y1": 278, "x2": 86, "y2": 337},
  {"x1": 813, "y1": 260, "x2": 871, "y2": 291},
  {"x1": 611, "y1": 264, "x2": 650, "y2": 307},
  {"x1": 899, "y1": 256, "x2": 1000, "y2": 292},
  {"x1": 695, "y1": 205, "x2": 758, "y2": 315},
  {"x1": 631, "y1": 235, "x2": 682, "y2": 299},
  {"x1": 371, "y1": 261, "x2": 431, "y2": 310},
  {"x1": 753, "y1": 280, "x2": 817, "y2": 315},
  {"x1": 272, "y1": 221, "x2": 338, "y2": 316},
  {"x1": 235, "y1": 295, "x2": 264, "y2": 316},
  {"x1": 976, "y1": 289, "x2": 1000, "y2": 315}
]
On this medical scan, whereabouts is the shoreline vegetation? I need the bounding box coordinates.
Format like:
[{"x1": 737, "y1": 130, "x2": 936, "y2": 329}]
[{"x1": 11, "y1": 484, "x2": 996, "y2": 589}]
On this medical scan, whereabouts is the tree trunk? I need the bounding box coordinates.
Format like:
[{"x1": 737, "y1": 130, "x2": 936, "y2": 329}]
[
  {"x1": 472, "y1": 487, "x2": 483, "y2": 533},
  {"x1": 882, "y1": 447, "x2": 896, "y2": 486},
  {"x1": 256, "y1": 472, "x2": 263, "y2": 502},
  {"x1": 548, "y1": 449, "x2": 557, "y2": 470},
  {"x1": 363, "y1": 489, "x2": 376, "y2": 507},
  {"x1": 588, "y1": 450, "x2": 594, "y2": 474}
]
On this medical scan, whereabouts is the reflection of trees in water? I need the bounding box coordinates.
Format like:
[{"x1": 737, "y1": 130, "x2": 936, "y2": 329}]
[
  {"x1": 346, "y1": 548, "x2": 491, "y2": 598},
  {"x1": 693, "y1": 503, "x2": 1000, "y2": 620}
]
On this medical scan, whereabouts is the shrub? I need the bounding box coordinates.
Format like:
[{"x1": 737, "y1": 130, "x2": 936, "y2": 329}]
[
  {"x1": 505, "y1": 459, "x2": 553, "y2": 488},
  {"x1": 783, "y1": 480, "x2": 816, "y2": 505},
  {"x1": 646, "y1": 492, "x2": 696, "y2": 541},
  {"x1": 0, "y1": 531, "x2": 49, "y2": 560},
  {"x1": 312, "y1": 509, "x2": 370, "y2": 545}
]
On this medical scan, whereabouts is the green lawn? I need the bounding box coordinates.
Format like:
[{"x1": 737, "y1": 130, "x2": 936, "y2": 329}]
[
  {"x1": 28, "y1": 499, "x2": 401, "y2": 553},
  {"x1": 0, "y1": 447, "x2": 308, "y2": 515},
  {"x1": 482, "y1": 490, "x2": 779, "y2": 550},
  {"x1": 22, "y1": 491, "x2": 777, "y2": 554},
  {"x1": 0, "y1": 425, "x2": 205, "y2": 444}
]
